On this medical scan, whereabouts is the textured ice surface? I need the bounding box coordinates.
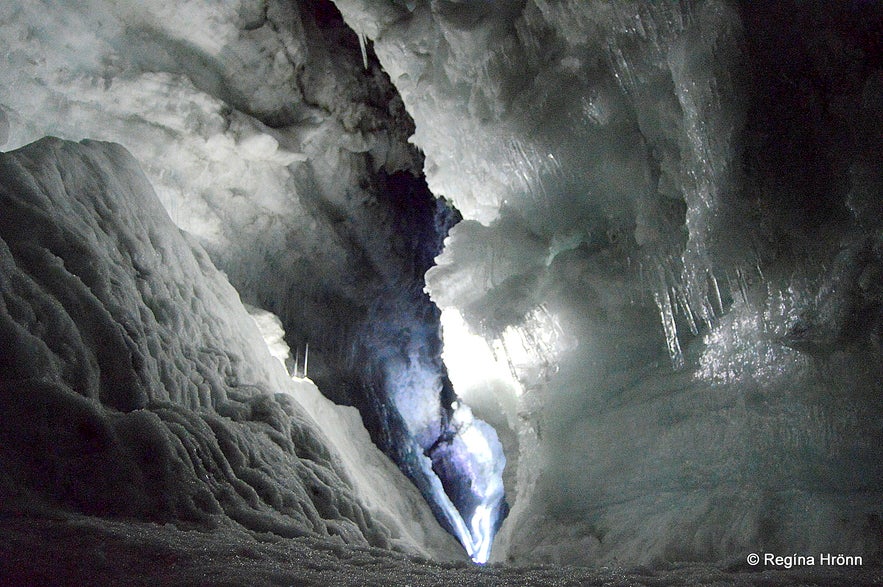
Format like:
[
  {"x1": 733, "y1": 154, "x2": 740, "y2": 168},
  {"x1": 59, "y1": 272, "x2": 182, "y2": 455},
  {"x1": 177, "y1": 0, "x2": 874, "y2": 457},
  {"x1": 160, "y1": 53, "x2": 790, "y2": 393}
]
[
  {"x1": 0, "y1": 137, "x2": 463, "y2": 561},
  {"x1": 1, "y1": 0, "x2": 881, "y2": 576},
  {"x1": 334, "y1": 0, "x2": 883, "y2": 566},
  {"x1": 246, "y1": 304, "x2": 292, "y2": 371},
  {"x1": 0, "y1": 0, "x2": 422, "y2": 389},
  {"x1": 0, "y1": 0, "x2": 502, "y2": 559}
]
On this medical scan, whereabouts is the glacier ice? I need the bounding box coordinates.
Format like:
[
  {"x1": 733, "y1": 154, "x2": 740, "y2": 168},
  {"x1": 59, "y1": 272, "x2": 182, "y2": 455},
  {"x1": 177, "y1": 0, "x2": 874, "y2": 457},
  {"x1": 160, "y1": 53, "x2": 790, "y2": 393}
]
[
  {"x1": 0, "y1": 0, "x2": 509, "y2": 562},
  {"x1": 0, "y1": 0, "x2": 881, "y2": 579},
  {"x1": 335, "y1": 0, "x2": 883, "y2": 566},
  {"x1": 0, "y1": 136, "x2": 464, "y2": 561}
]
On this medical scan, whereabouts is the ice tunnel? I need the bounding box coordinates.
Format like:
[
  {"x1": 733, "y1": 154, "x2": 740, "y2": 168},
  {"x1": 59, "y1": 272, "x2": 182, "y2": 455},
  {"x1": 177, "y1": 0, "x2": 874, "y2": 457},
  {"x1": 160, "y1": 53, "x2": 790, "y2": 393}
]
[{"x1": 1, "y1": 0, "x2": 882, "y2": 584}]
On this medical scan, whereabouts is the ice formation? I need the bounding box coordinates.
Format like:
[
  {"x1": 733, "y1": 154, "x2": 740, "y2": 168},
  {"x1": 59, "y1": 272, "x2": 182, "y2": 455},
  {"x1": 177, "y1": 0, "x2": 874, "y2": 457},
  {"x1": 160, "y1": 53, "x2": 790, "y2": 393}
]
[
  {"x1": 0, "y1": 136, "x2": 464, "y2": 561},
  {"x1": 0, "y1": 0, "x2": 509, "y2": 563},
  {"x1": 1, "y1": 0, "x2": 882, "y2": 581},
  {"x1": 334, "y1": 0, "x2": 883, "y2": 565}
]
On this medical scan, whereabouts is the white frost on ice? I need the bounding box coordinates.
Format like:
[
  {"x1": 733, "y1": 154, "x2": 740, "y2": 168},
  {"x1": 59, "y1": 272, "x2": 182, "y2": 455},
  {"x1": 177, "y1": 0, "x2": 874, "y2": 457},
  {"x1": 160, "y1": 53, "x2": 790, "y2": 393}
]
[{"x1": 246, "y1": 304, "x2": 292, "y2": 371}]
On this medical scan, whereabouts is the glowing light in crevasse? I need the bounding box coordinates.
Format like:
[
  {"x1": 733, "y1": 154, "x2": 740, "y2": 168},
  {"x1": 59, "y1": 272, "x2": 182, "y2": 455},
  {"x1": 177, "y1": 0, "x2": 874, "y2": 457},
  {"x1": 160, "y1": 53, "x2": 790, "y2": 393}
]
[
  {"x1": 450, "y1": 403, "x2": 506, "y2": 563},
  {"x1": 441, "y1": 305, "x2": 572, "y2": 401},
  {"x1": 420, "y1": 401, "x2": 506, "y2": 564},
  {"x1": 470, "y1": 504, "x2": 495, "y2": 562},
  {"x1": 440, "y1": 309, "x2": 523, "y2": 399},
  {"x1": 492, "y1": 305, "x2": 574, "y2": 387},
  {"x1": 415, "y1": 453, "x2": 477, "y2": 556},
  {"x1": 437, "y1": 310, "x2": 514, "y2": 562},
  {"x1": 438, "y1": 307, "x2": 574, "y2": 562}
]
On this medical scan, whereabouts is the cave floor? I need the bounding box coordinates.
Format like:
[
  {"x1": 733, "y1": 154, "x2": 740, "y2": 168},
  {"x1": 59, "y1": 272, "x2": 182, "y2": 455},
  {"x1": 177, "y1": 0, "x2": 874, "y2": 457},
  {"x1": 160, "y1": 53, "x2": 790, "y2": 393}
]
[{"x1": 0, "y1": 514, "x2": 878, "y2": 586}]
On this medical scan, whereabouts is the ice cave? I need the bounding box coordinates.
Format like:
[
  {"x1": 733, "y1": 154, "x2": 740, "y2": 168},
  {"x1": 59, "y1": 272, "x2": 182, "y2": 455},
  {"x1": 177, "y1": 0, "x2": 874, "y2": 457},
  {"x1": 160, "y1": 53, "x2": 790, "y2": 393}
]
[{"x1": 0, "y1": 0, "x2": 881, "y2": 585}]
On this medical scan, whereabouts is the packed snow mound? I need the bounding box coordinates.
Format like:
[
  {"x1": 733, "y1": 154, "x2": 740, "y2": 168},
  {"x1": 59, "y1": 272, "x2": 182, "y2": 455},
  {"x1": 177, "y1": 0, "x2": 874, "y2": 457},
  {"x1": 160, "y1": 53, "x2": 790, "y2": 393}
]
[
  {"x1": 334, "y1": 0, "x2": 883, "y2": 565},
  {"x1": 0, "y1": 137, "x2": 464, "y2": 560}
]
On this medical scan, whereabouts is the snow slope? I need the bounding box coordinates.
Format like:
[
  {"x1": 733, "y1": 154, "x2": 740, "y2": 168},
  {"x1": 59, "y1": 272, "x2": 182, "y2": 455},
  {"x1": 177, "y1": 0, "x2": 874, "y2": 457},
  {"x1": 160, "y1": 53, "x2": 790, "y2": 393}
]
[
  {"x1": 0, "y1": 0, "x2": 496, "y2": 558},
  {"x1": 0, "y1": 136, "x2": 463, "y2": 561}
]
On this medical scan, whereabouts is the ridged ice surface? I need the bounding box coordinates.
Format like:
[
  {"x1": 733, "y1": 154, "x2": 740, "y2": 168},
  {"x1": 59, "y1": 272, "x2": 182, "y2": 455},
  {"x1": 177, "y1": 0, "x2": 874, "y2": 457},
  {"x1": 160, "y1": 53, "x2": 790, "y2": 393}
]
[
  {"x1": 0, "y1": 137, "x2": 464, "y2": 561},
  {"x1": 0, "y1": 0, "x2": 424, "y2": 392},
  {"x1": 1, "y1": 0, "x2": 881, "y2": 577},
  {"x1": 334, "y1": 0, "x2": 883, "y2": 566},
  {"x1": 0, "y1": 0, "x2": 501, "y2": 561}
]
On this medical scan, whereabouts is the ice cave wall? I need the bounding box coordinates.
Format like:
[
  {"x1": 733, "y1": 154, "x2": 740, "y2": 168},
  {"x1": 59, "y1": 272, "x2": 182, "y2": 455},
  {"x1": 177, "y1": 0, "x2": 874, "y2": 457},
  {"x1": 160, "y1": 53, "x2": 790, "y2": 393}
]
[
  {"x1": 1, "y1": 0, "x2": 881, "y2": 569},
  {"x1": 334, "y1": 0, "x2": 883, "y2": 565},
  {"x1": 0, "y1": 136, "x2": 466, "y2": 560},
  {"x1": 0, "y1": 0, "x2": 502, "y2": 559},
  {"x1": 0, "y1": 0, "x2": 425, "y2": 410}
]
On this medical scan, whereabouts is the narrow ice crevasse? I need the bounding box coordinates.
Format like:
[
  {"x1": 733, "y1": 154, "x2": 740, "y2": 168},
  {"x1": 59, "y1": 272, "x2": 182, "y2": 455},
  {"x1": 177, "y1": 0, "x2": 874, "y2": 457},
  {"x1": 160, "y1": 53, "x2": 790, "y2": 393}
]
[
  {"x1": 417, "y1": 453, "x2": 482, "y2": 562},
  {"x1": 449, "y1": 402, "x2": 506, "y2": 563}
]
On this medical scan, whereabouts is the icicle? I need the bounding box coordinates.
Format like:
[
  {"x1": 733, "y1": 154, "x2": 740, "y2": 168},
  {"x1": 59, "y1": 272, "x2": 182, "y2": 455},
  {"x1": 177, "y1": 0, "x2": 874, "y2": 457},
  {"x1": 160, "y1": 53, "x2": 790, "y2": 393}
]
[
  {"x1": 682, "y1": 293, "x2": 700, "y2": 336},
  {"x1": 304, "y1": 342, "x2": 309, "y2": 379},
  {"x1": 710, "y1": 272, "x2": 723, "y2": 316},
  {"x1": 735, "y1": 267, "x2": 749, "y2": 305},
  {"x1": 357, "y1": 31, "x2": 369, "y2": 70},
  {"x1": 671, "y1": 283, "x2": 699, "y2": 336},
  {"x1": 655, "y1": 287, "x2": 684, "y2": 370},
  {"x1": 498, "y1": 336, "x2": 521, "y2": 384},
  {"x1": 294, "y1": 347, "x2": 300, "y2": 378}
]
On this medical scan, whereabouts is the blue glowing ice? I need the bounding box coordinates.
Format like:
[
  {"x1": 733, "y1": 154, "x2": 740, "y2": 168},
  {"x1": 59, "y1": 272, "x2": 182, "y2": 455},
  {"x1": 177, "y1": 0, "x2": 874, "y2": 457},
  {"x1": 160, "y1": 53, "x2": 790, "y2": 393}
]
[{"x1": 438, "y1": 402, "x2": 507, "y2": 563}]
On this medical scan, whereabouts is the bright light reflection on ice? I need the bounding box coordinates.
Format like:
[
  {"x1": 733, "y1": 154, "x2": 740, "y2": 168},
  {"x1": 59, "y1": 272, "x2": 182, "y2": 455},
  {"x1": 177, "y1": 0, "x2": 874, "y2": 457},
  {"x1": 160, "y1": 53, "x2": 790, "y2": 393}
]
[
  {"x1": 416, "y1": 453, "x2": 478, "y2": 557},
  {"x1": 440, "y1": 309, "x2": 523, "y2": 398},
  {"x1": 470, "y1": 504, "x2": 494, "y2": 563},
  {"x1": 450, "y1": 402, "x2": 505, "y2": 563},
  {"x1": 439, "y1": 306, "x2": 576, "y2": 561},
  {"x1": 439, "y1": 310, "x2": 512, "y2": 563}
]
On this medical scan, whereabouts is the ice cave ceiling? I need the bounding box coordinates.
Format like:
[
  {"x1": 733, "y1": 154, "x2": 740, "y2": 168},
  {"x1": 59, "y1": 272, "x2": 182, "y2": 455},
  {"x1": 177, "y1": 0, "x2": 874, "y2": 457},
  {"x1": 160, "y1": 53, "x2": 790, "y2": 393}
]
[{"x1": 0, "y1": 0, "x2": 881, "y2": 584}]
